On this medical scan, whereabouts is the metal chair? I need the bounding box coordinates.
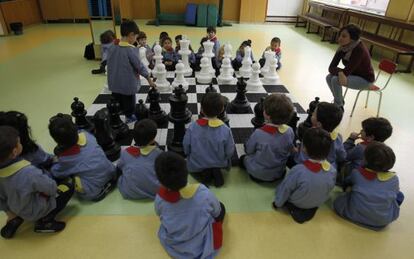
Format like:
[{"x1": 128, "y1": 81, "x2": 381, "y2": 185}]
[{"x1": 343, "y1": 59, "x2": 397, "y2": 117}]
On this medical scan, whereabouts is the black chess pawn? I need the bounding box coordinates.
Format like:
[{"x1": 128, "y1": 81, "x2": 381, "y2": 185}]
[
  {"x1": 93, "y1": 108, "x2": 120, "y2": 162},
  {"x1": 135, "y1": 99, "x2": 149, "y2": 121},
  {"x1": 168, "y1": 85, "x2": 192, "y2": 156},
  {"x1": 251, "y1": 97, "x2": 265, "y2": 128},
  {"x1": 218, "y1": 96, "x2": 230, "y2": 126},
  {"x1": 205, "y1": 83, "x2": 217, "y2": 93},
  {"x1": 229, "y1": 77, "x2": 250, "y2": 113},
  {"x1": 148, "y1": 87, "x2": 168, "y2": 127},
  {"x1": 107, "y1": 98, "x2": 130, "y2": 140},
  {"x1": 71, "y1": 97, "x2": 94, "y2": 132},
  {"x1": 298, "y1": 97, "x2": 320, "y2": 141}
]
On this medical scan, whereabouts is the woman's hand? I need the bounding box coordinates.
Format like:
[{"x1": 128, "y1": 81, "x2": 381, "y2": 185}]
[{"x1": 338, "y1": 71, "x2": 348, "y2": 86}]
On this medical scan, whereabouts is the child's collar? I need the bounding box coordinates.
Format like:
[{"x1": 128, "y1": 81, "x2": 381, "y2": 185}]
[
  {"x1": 197, "y1": 118, "x2": 224, "y2": 128},
  {"x1": 119, "y1": 41, "x2": 136, "y2": 48},
  {"x1": 158, "y1": 184, "x2": 200, "y2": 203},
  {"x1": 304, "y1": 159, "x2": 331, "y2": 173},
  {"x1": 58, "y1": 133, "x2": 87, "y2": 157},
  {"x1": 0, "y1": 159, "x2": 31, "y2": 178},
  {"x1": 209, "y1": 36, "x2": 217, "y2": 42},
  {"x1": 126, "y1": 145, "x2": 156, "y2": 157},
  {"x1": 359, "y1": 167, "x2": 395, "y2": 181},
  {"x1": 330, "y1": 129, "x2": 339, "y2": 140},
  {"x1": 260, "y1": 124, "x2": 288, "y2": 135}
]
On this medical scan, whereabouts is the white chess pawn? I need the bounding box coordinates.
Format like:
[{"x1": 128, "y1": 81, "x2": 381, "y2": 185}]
[
  {"x1": 172, "y1": 61, "x2": 189, "y2": 91},
  {"x1": 218, "y1": 57, "x2": 236, "y2": 84},
  {"x1": 152, "y1": 63, "x2": 171, "y2": 92},
  {"x1": 260, "y1": 50, "x2": 275, "y2": 76},
  {"x1": 224, "y1": 43, "x2": 233, "y2": 59},
  {"x1": 239, "y1": 46, "x2": 253, "y2": 78},
  {"x1": 139, "y1": 47, "x2": 151, "y2": 74},
  {"x1": 246, "y1": 62, "x2": 263, "y2": 91},
  {"x1": 202, "y1": 40, "x2": 215, "y2": 74},
  {"x1": 153, "y1": 42, "x2": 163, "y2": 67},
  {"x1": 178, "y1": 35, "x2": 193, "y2": 76},
  {"x1": 196, "y1": 57, "x2": 213, "y2": 84},
  {"x1": 262, "y1": 57, "x2": 279, "y2": 85}
]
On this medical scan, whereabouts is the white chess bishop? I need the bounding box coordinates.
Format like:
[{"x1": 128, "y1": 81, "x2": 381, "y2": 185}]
[
  {"x1": 202, "y1": 40, "x2": 215, "y2": 74},
  {"x1": 239, "y1": 46, "x2": 253, "y2": 78},
  {"x1": 152, "y1": 63, "x2": 171, "y2": 92},
  {"x1": 260, "y1": 50, "x2": 275, "y2": 76},
  {"x1": 246, "y1": 62, "x2": 263, "y2": 91},
  {"x1": 178, "y1": 35, "x2": 193, "y2": 76},
  {"x1": 172, "y1": 61, "x2": 189, "y2": 91},
  {"x1": 196, "y1": 57, "x2": 213, "y2": 84},
  {"x1": 218, "y1": 57, "x2": 236, "y2": 84},
  {"x1": 262, "y1": 57, "x2": 280, "y2": 85},
  {"x1": 153, "y1": 42, "x2": 163, "y2": 67}
]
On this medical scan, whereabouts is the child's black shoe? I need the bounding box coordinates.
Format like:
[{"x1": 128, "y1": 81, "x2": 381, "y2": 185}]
[
  {"x1": 34, "y1": 220, "x2": 66, "y2": 233},
  {"x1": 1, "y1": 216, "x2": 24, "y2": 239}
]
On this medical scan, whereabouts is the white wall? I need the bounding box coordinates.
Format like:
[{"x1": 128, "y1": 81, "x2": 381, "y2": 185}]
[{"x1": 266, "y1": 0, "x2": 304, "y2": 16}]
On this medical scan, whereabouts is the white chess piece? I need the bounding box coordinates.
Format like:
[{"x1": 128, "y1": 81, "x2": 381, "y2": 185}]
[
  {"x1": 262, "y1": 57, "x2": 279, "y2": 85},
  {"x1": 153, "y1": 42, "x2": 163, "y2": 67},
  {"x1": 224, "y1": 43, "x2": 233, "y2": 59},
  {"x1": 152, "y1": 63, "x2": 171, "y2": 92},
  {"x1": 246, "y1": 62, "x2": 263, "y2": 91},
  {"x1": 172, "y1": 61, "x2": 189, "y2": 91},
  {"x1": 139, "y1": 47, "x2": 151, "y2": 73},
  {"x1": 218, "y1": 57, "x2": 236, "y2": 84},
  {"x1": 202, "y1": 40, "x2": 215, "y2": 74},
  {"x1": 260, "y1": 50, "x2": 275, "y2": 76},
  {"x1": 178, "y1": 35, "x2": 193, "y2": 76},
  {"x1": 239, "y1": 46, "x2": 253, "y2": 78},
  {"x1": 196, "y1": 57, "x2": 213, "y2": 84}
]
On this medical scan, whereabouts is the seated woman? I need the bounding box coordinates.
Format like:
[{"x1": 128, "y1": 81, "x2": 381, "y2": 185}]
[{"x1": 326, "y1": 24, "x2": 375, "y2": 110}]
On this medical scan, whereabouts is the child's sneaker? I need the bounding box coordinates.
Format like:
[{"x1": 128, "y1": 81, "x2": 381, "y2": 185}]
[
  {"x1": 125, "y1": 115, "x2": 137, "y2": 124},
  {"x1": 91, "y1": 67, "x2": 106, "y2": 74},
  {"x1": 1, "y1": 216, "x2": 24, "y2": 239},
  {"x1": 34, "y1": 220, "x2": 66, "y2": 233}
]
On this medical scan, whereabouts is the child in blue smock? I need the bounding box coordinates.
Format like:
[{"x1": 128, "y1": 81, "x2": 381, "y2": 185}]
[
  {"x1": 294, "y1": 102, "x2": 346, "y2": 169},
  {"x1": 0, "y1": 111, "x2": 53, "y2": 169},
  {"x1": 107, "y1": 20, "x2": 156, "y2": 123},
  {"x1": 0, "y1": 126, "x2": 74, "y2": 239},
  {"x1": 117, "y1": 119, "x2": 163, "y2": 199},
  {"x1": 183, "y1": 93, "x2": 235, "y2": 187},
  {"x1": 137, "y1": 31, "x2": 154, "y2": 64},
  {"x1": 91, "y1": 30, "x2": 116, "y2": 75},
  {"x1": 206, "y1": 26, "x2": 220, "y2": 57},
  {"x1": 154, "y1": 152, "x2": 226, "y2": 259},
  {"x1": 232, "y1": 39, "x2": 254, "y2": 71},
  {"x1": 259, "y1": 37, "x2": 282, "y2": 70},
  {"x1": 274, "y1": 128, "x2": 337, "y2": 223},
  {"x1": 161, "y1": 36, "x2": 179, "y2": 71},
  {"x1": 240, "y1": 94, "x2": 295, "y2": 182},
  {"x1": 334, "y1": 142, "x2": 403, "y2": 230},
  {"x1": 48, "y1": 114, "x2": 117, "y2": 202}
]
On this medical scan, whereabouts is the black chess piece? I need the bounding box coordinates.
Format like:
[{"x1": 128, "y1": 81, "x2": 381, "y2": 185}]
[
  {"x1": 167, "y1": 85, "x2": 192, "y2": 156},
  {"x1": 218, "y1": 96, "x2": 230, "y2": 126},
  {"x1": 92, "y1": 108, "x2": 120, "y2": 162},
  {"x1": 135, "y1": 99, "x2": 149, "y2": 121},
  {"x1": 148, "y1": 87, "x2": 168, "y2": 127},
  {"x1": 205, "y1": 83, "x2": 217, "y2": 93},
  {"x1": 251, "y1": 97, "x2": 265, "y2": 128},
  {"x1": 298, "y1": 97, "x2": 320, "y2": 141},
  {"x1": 107, "y1": 98, "x2": 130, "y2": 141},
  {"x1": 229, "y1": 77, "x2": 250, "y2": 113},
  {"x1": 71, "y1": 97, "x2": 94, "y2": 132}
]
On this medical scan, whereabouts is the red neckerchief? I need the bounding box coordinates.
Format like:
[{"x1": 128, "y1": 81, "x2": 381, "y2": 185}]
[
  {"x1": 360, "y1": 141, "x2": 370, "y2": 146},
  {"x1": 275, "y1": 47, "x2": 281, "y2": 54},
  {"x1": 59, "y1": 145, "x2": 81, "y2": 157},
  {"x1": 164, "y1": 46, "x2": 174, "y2": 52},
  {"x1": 126, "y1": 146, "x2": 140, "y2": 157},
  {"x1": 197, "y1": 118, "x2": 209, "y2": 126},
  {"x1": 210, "y1": 36, "x2": 217, "y2": 42},
  {"x1": 304, "y1": 160, "x2": 322, "y2": 173},
  {"x1": 260, "y1": 124, "x2": 279, "y2": 135},
  {"x1": 359, "y1": 167, "x2": 377, "y2": 181},
  {"x1": 158, "y1": 186, "x2": 180, "y2": 203}
]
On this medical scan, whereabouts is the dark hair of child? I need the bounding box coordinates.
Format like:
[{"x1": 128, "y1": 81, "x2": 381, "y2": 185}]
[
  {"x1": 133, "y1": 119, "x2": 157, "y2": 146},
  {"x1": 303, "y1": 128, "x2": 333, "y2": 160},
  {"x1": 159, "y1": 31, "x2": 169, "y2": 40},
  {"x1": 155, "y1": 152, "x2": 188, "y2": 191},
  {"x1": 48, "y1": 113, "x2": 78, "y2": 150},
  {"x1": 241, "y1": 39, "x2": 252, "y2": 48},
  {"x1": 175, "y1": 35, "x2": 182, "y2": 41},
  {"x1": 137, "y1": 31, "x2": 147, "y2": 40},
  {"x1": 161, "y1": 36, "x2": 172, "y2": 46},
  {"x1": 263, "y1": 94, "x2": 294, "y2": 125},
  {"x1": 339, "y1": 23, "x2": 361, "y2": 41},
  {"x1": 364, "y1": 142, "x2": 395, "y2": 172},
  {"x1": 316, "y1": 102, "x2": 343, "y2": 132},
  {"x1": 100, "y1": 30, "x2": 115, "y2": 44},
  {"x1": 200, "y1": 37, "x2": 208, "y2": 46},
  {"x1": 120, "y1": 20, "x2": 139, "y2": 37},
  {"x1": 362, "y1": 117, "x2": 393, "y2": 142},
  {"x1": 0, "y1": 111, "x2": 39, "y2": 155},
  {"x1": 201, "y1": 93, "x2": 225, "y2": 118},
  {"x1": 207, "y1": 26, "x2": 216, "y2": 34},
  {"x1": 0, "y1": 126, "x2": 19, "y2": 163},
  {"x1": 271, "y1": 37, "x2": 281, "y2": 44}
]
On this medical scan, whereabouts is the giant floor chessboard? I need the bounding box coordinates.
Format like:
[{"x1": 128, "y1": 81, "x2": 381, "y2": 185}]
[{"x1": 86, "y1": 73, "x2": 308, "y2": 164}]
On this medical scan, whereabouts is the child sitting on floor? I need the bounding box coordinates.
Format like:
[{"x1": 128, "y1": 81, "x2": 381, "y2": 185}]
[
  {"x1": 274, "y1": 127, "x2": 336, "y2": 224},
  {"x1": 137, "y1": 31, "x2": 153, "y2": 64},
  {"x1": 154, "y1": 151, "x2": 226, "y2": 258},
  {"x1": 232, "y1": 39, "x2": 254, "y2": 71},
  {"x1": 91, "y1": 30, "x2": 116, "y2": 75},
  {"x1": 117, "y1": 119, "x2": 163, "y2": 200},
  {"x1": 161, "y1": 36, "x2": 178, "y2": 71},
  {"x1": 259, "y1": 37, "x2": 282, "y2": 70}
]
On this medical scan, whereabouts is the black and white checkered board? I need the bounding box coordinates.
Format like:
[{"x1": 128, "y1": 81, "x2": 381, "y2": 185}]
[{"x1": 87, "y1": 73, "x2": 308, "y2": 161}]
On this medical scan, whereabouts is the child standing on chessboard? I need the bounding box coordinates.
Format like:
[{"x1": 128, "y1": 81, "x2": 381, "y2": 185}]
[
  {"x1": 161, "y1": 36, "x2": 179, "y2": 71},
  {"x1": 274, "y1": 127, "x2": 337, "y2": 224},
  {"x1": 232, "y1": 40, "x2": 254, "y2": 71},
  {"x1": 48, "y1": 114, "x2": 117, "y2": 202},
  {"x1": 91, "y1": 30, "x2": 116, "y2": 75},
  {"x1": 259, "y1": 37, "x2": 282, "y2": 70},
  {"x1": 117, "y1": 119, "x2": 163, "y2": 200},
  {"x1": 154, "y1": 151, "x2": 226, "y2": 258},
  {"x1": 183, "y1": 93, "x2": 235, "y2": 187},
  {"x1": 136, "y1": 31, "x2": 153, "y2": 64},
  {"x1": 0, "y1": 111, "x2": 53, "y2": 169},
  {"x1": 107, "y1": 20, "x2": 156, "y2": 123},
  {"x1": 240, "y1": 94, "x2": 295, "y2": 182},
  {"x1": 0, "y1": 126, "x2": 74, "y2": 239},
  {"x1": 334, "y1": 142, "x2": 404, "y2": 230}
]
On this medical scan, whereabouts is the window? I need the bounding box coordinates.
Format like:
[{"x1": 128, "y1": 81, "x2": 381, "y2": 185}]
[{"x1": 314, "y1": 0, "x2": 390, "y2": 15}]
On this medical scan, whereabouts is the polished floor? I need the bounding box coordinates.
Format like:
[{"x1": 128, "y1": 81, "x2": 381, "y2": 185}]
[{"x1": 0, "y1": 21, "x2": 413, "y2": 259}]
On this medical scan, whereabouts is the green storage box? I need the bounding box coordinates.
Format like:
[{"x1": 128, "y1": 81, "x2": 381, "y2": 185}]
[
  {"x1": 207, "y1": 4, "x2": 218, "y2": 27},
  {"x1": 197, "y1": 4, "x2": 208, "y2": 27}
]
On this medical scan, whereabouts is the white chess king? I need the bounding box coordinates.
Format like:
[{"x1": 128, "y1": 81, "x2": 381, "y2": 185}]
[
  {"x1": 202, "y1": 40, "x2": 215, "y2": 74},
  {"x1": 153, "y1": 42, "x2": 163, "y2": 67},
  {"x1": 178, "y1": 35, "x2": 193, "y2": 76}
]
